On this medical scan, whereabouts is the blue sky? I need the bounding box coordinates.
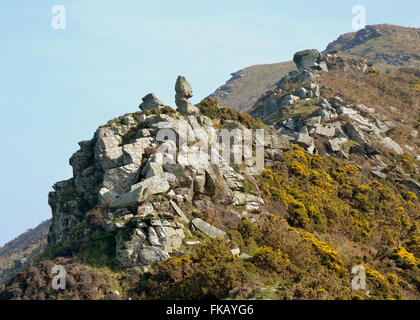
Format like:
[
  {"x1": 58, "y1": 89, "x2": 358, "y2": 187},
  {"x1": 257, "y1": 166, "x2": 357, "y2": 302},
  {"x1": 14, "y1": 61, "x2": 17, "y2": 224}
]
[{"x1": 0, "y1": 0, "x2": 418, "y2": 246}]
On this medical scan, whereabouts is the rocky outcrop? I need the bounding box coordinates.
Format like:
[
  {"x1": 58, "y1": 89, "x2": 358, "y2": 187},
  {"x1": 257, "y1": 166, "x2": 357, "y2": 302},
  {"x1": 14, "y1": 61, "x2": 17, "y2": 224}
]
[
  {"x1": 191, "y1": 218, "x2": 227, "y2": 238},
  {"x1": 139, "y1": 94, "x2": 164, "y2": 111},
  {"x1": 47, "y1": 77, "x2": 288, "y2": 269},
  {"x1": 293, "y1": 49, "x2": 328, "y2": 72},
  {"x1": 250, "y1": 51, "x2": 404, "y2": 162}
]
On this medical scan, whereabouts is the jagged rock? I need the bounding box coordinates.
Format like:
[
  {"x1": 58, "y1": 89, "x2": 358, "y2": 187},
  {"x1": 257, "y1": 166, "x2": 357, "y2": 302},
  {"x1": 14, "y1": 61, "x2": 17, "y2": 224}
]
[
  {"x1": 139, "y1": 93, "x2": 164, "y2": 111},
  {"x1": 69, "y1": 141, "x2": 94, "y2": 176},
  {"x1": 138, "y1": 246, "x2": 170, "y2": 266},
  {"x1": 170, "y1": 200, "x2": 189, "y2": 223},
  {"x1": 329, "y1": 137, "x2": 348, "y2": 152},
  {"x1": 411, "y1": 130, "x2": 418, "y2": 138},
  {"x1": 98, "y1": 146, "x2": 124, "y2": 171},
  {"x1": 110, "y1": 174, "x2": 173, "y2": 209},
  {"x1": 137, "y1": 203, "x2": 154, "y2": 216},
  {"x1": 109, "y1": 186, "x2": 148, "y2": 209},
  {"x1": 175, "y1": 76, "x2": 200, "y2": 115},
  {"x1": 103, "y1": 164, "x2": 140, "y2": 195},
  {"x1": 371, "y1": 170, "x2": 387, "y2": 179},
  {"x1": 314, "y1": 124, "x2": 336, "y2": 137},
  {"x1": 295, "y1": 133, "x2": 315, "y2": 154},
  {"x1": 191, "y1": 218, "x2": 227, "y2": 238},
  {"x1": 122, "y1": 116, "x2": 135, "y2": 126},
  {"x1": 122, "y1": 138, "x2": 154, "y2": 165},
  {"x1": 330, "y1": 96, "x2": 347, "y2": 109},
  {"x1": 141, "y1": 159, "x2": 163, "y2": 179},
  {"x1": 193, "y1": 172, "x2": 206, "y2": 194},
  {"x1": 306, "y1": 116, "x2": 321, "y2": 127},
  {"x1": 343, "y1": 122, "x2": 368, "y2": 145},
  {"x1": 380, "y1": 137, "x2": 403, "y2": 155}
]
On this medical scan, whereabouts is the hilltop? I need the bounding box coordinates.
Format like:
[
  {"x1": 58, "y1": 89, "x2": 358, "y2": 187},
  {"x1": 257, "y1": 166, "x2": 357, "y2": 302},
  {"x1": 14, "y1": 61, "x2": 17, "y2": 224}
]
[
  {"x1": 209, "y1": 61, "x2": 296, "y2": 111},
  {"x1": 1, "y1": 72, "x2": 419, "y2": 300},
  {"x1": 1, "y1": 24, "x2": 419, "y2": 301},
  {"x1": 210, "y1": 24, "x2": 420, "y2": 111},
  {"x1": 326, "y1": 24, "x2": 420, "y2": 68}
]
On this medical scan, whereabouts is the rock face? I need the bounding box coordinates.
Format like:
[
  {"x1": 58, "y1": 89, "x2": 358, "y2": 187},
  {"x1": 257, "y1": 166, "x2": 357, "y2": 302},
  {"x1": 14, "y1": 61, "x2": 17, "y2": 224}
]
[
  {"x1": 175, "y1": 76, "x2": 200, "y2": 115},
  {"x1": 47, "y1": 80, "x2": 287, "y2": 268},
  {"x1": 191, "y1": 218, "x2": 227, "y2": 238},
  {"x1": 139, "y1": 93, "x2": 164, "y2": 111},
  {"x1": 250, "y1": 51, "x2": 406, "y2": 162}
]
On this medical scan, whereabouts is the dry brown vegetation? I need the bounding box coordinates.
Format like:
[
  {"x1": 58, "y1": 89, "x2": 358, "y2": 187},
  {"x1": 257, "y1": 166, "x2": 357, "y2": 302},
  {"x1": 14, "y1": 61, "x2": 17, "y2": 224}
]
[{"x1": 318, "y1": 66, "x2": 420, "y2": 152}]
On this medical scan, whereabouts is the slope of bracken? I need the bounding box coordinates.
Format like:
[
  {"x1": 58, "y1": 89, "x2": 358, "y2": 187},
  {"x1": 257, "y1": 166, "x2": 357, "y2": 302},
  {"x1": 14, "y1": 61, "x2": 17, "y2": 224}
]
[
  {"x1": 2, "y1": 146, "x2": 418, "y2": 300},
  {"x1": 209, "y1": 61, "x2": 296, "y2": 111},
  {"x1": 317, "y1": 65, "x2": 420, "y2": 152},
  {"x1": 326, "y1": 24, "x2": 420, "y2": 68}
]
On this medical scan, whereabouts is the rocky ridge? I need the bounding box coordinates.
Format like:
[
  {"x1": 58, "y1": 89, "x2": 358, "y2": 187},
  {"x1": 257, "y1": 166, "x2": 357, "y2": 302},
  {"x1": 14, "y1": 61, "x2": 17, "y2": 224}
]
[
  {"x1": 250, "y1": 49, "x2": 420, "y2": 197},
  {"x1": 48, "y1": 77, "x2": 289, "y2": 268}
]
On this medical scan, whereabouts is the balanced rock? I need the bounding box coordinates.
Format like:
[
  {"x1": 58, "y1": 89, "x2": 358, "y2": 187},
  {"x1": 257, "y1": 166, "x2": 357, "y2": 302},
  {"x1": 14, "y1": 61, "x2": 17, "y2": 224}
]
[
  {"x1": 293, "y1": 49, "x2": 327, "y2": 72},
  {"x1": 175, "y1": 76, "x2": 200, "y2": 115}
]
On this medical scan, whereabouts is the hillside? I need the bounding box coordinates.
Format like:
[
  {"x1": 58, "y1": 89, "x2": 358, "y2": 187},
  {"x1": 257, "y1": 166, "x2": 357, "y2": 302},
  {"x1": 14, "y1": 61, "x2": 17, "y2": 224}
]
[
  {"x1": 209, "y1": 61, "x2": 296, "y2": 111},
  {"x1": 1, "y1": 71, "x2": 419, "y2": 300},
  {"x1": 209, "y1": 24, "x2": 420, "y2": 112},
  {"x1": 326, "y1": 24, "x2": 420, "y2": 68},
  {"x1": 0, "y1": 220, "x2": 50, "y2": 285}
]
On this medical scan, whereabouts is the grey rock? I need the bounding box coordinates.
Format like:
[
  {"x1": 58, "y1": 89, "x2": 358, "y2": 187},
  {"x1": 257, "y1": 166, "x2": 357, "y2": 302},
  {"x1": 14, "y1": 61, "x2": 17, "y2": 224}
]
[
  {"x1": 371, "y1": 170, "x2": 387, "y2": 180},
  {"x1": 329, "y1": 137, "x2": 348, "y2": 152},
  {"x1": 170, "y1": 200, "x2": 189, "y2": 223},
  {"x1": 175, "y1": 76, "x2": 200, "y2": 115},
  {"x1": 109, "y1": 185, "x2": 148, "y2": 209},
  {"x1": 380, "y1": 137, "x2": 403, "y2": 155},
  {"x1": 314, "y1": 124, "x2": 335, "y2": 137},
  {"x1": 142, "y1": 160, "x2": 163, "y2": 179},
  {"x1": 191, "y1": 218, "x2": 227, "y2": 238},
  {"x1": 139, "y1": 93, "x2": 164, "y2": 111},
  {"x1": 293, "y1": 49, "x2": 322, "y2": 72},
  {"x1": 306, "y1": 116, "x2": 321, "y2": 127},
  {"x1": 130, "y1": 173, "x2": 173, "y2": 194},
  {"x1": 295, "y1": 133, "x2": 315, "y2": 154},
  {"x1": 343, "y1": 122, "x2": 368, "y2": 145},
  {"x1": 138, "y1": 246, "x2": 170, "y2": 266},
  {"x1": 103, "y1": 164, "x2": 140, "y2": 195}
]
